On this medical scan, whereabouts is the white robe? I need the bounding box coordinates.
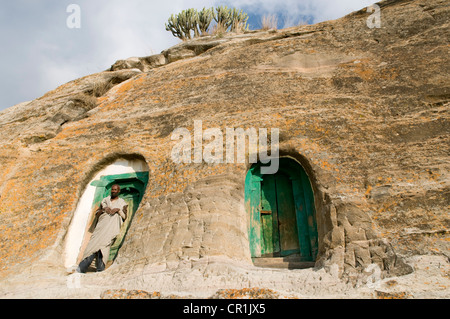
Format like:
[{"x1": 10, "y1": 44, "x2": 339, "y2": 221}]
[{"x1": 82, "y1": 196, "x2": 127, "y2": 265}]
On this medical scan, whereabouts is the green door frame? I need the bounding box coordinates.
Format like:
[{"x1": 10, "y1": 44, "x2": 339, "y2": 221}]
[
  {"x1": 87, "y1": 171, "x2": 149, "y2": 262},
  {"x1": 245, "y1": 158, "x2": 318, "y2": 261}
]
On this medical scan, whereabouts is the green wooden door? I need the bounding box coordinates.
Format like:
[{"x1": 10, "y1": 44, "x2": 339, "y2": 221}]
[{"x1": 246, "y1": 158, "x2": 318, "y2": 262}]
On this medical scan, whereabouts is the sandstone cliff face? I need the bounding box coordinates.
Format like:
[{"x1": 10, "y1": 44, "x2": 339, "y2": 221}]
[{"x1": 0, "y1": 0, "x2": 448, "y2": 298}]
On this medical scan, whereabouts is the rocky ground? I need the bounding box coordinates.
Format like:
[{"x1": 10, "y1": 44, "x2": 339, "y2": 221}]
[{"x1": 0, "y1": 255, "x2": 448, "y2": 299}]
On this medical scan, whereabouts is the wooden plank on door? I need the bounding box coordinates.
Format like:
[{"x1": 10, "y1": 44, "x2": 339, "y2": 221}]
[
  {"x1": 260, "y1": 174, "x2": 280, "y2": 256},
  {"x1": 245, "y1": 169, "x2": 262, "y2": 257},
  {"x1": 291, "y1": 178, "x2": 312, "y2": 261},
  {"x1": 275, "y1": 174, "x2": 300, "y2": 256}
]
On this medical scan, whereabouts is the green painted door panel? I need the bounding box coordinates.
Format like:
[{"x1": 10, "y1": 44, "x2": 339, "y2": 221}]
[
  {"x1": 292, "y1": 178, "x2": 312, "y2": 260},
  {"x1": 245, "y1": 168, "x2": 262, "y2": 257},
  {"x1": 275, "y1": 174, "x2": 300, "y2": 256},
  {"x1": 260, "y1": 175, "x2": 280, "y2": 256}
]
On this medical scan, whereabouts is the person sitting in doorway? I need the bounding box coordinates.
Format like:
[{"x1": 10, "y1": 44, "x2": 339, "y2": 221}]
[{"x1": 76, "y1": 184, "x2": 128, "y2": 273}]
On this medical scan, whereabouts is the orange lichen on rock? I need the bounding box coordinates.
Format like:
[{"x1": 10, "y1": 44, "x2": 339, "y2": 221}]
[
  {"x1": 101, "y1": 289, "x2": 161, "y2": 299},
  {"x1": 213, "y1": 288, "x2": 280, "y2": 299}
]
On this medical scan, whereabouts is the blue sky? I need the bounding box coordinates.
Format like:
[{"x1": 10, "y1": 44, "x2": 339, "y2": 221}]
[{"x1": 0, "y1": 0, "x2": 375, "y2": 112}]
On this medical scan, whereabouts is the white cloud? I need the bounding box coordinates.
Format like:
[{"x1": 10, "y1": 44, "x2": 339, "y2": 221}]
[{"x1": 222, "y1": 0, "x2": 376, "y2": 25}]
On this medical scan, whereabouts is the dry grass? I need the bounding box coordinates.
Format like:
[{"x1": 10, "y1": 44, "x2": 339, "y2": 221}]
[
  {"x1": 231, "y1": 19, "x2": 247, "y2": 34},
  {"x1": 261, "y1": 15, "x2": 278, "y2": 31},
  {"x1": 209, "y1": 22, "x2": 228, "y2": 37},
  {"x1": 91, "y1": 80, "x2": 114, "y2": 97},
  {"x1": 70, "y1": 93, "x2": 98, "y2": 111},
  {"x1": 296, "y1": 19, "x2": 309, "y2": 27}
]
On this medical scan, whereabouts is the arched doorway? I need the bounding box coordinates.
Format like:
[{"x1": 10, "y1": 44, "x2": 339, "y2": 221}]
[
  {"x1": 64, "y1": 158, "x2": 149, "y2": 270},
  {"x1": 245, "y1": 157, "x2": 318, "y2": 265}
]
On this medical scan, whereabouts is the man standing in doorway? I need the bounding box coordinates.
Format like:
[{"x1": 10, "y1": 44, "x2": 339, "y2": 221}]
[{"x1": 77, "y1": 184, "x2": 128, "y2": 273}]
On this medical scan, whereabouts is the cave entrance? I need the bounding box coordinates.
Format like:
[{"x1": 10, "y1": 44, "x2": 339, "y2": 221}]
[{"x1": 245, "y1": 157, "x2": 318, "y2": 268}]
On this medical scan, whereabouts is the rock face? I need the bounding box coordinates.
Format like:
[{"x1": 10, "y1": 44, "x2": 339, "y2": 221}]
[{"x1": 0, "y1": 0, "x2": 449, "y2": 298}]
